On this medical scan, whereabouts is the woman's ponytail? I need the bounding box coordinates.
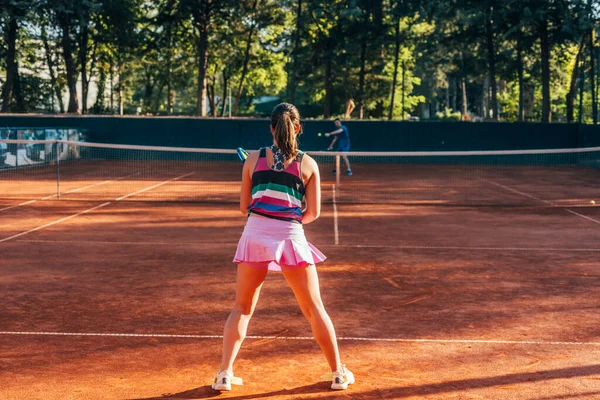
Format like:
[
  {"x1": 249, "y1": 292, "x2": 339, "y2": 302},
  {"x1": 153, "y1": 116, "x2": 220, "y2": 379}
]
[{"x1": 271, "y1": 103, "x2": 301, "y2": 158}]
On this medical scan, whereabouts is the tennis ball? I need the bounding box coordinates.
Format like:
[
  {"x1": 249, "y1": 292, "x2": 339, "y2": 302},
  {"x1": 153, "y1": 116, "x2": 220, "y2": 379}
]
[
  {"x1": 591, "y1": 200, "x2": 596, "y2": 205},
  {"x1": 318, "y1": 132, "x2": 322, "y2": 137}
]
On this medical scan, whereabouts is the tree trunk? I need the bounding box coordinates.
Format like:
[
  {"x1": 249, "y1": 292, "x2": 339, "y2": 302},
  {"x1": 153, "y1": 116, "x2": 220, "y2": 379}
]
[
  {"x1": 540, "y1": 19, "x2": 551, "y2": 122},
  {"x1": 234, "y1": 0, "x2": 259, "y2": 116},
  {"x1": 59, "y1": 15, "x2": 80, "y2": 114},
  {"x1": 117, "y1": 57, "x2": 123, "y2": 116},
  {"x1": 451, "y1": 76, "x2": 457, "y2": 111},
  {"x1": 460, "y1": 51, "x2": 468, "y2": 120},
  {"x1": 578, "y1": 47, "x2": 585, "y2": 124},
  {"x1": 79, "y1": 21, "x2": 89, "y2": 113},
  {"x1": 110, "y1": 59, "x2": 114, "y2": 112},
  {"x1": 482, "y1": 75, "x2": 489, "y2": 119},
  {"x1": 324, "y1": 46, "x2": 333, "y2": 119},
  {"x1": 220, "y1": 70, "x2": 228, "y2": 117},
  {"x1": 357, "y1": 31, "x2": 367, "y2": 119},
  {"x1": 401, "y1": 60, "x2": 406, "y2": 120},
  {"x1": 13, "y1": 61, "x2": 24, "y2": 111},
  {"x1": 486, "y1": 7, "x2": 498, "y2": 120},
  {"x1": 192, "y1": 5, "x2": 210, "y2": 117},
  {"x1": 86, "y1": 41, "x2": 98, "y2": 106},
  {"x1": 166, "y1": 22, "x2": 173, "y2": 115},
  {"x1": 42, "y1": 26, "x2": 65, "y2": 113},
  {"x1": 95, "y1": 66, "x2": 106, "y2": 113},
  {"x1": 208, "y1": 74, "x2": 217, "y2": 117},
  {"x1": 1, "y1": 14, "x2": 18, "y2": 112},
  {"x1": 168, "y1": 85, "x2": 174, "y2": 115},
  {"x1": 590, "y1": 29, "x2": 597, "y2": 124},
  {"x1": 388, "y1": 14, "x2": 400, "y2": 120},
  {"x1": 143, "y1": 72, "x2": 154, "y2": 113},
  {"x1": 567, "y1": 37, "x2": 585, "y2": 122},
  {"x1": 516, "y1": 36, "x2": 525, "y2": 122},
  {"x1": 289, "y1": 0, "x2": 302, "y2": 104},
  {"x1": 597, "y1": 45, "x2": 600, "y2": 123},
  {"x1": 153, "y1": 84, "x2": 164, "y2": 114},
  {"x1": 196, "y1": 33, "x2": 209, "y2": 116},
  {"x1": 207, "y1": 83, "x2": 213, "y2": 117}
]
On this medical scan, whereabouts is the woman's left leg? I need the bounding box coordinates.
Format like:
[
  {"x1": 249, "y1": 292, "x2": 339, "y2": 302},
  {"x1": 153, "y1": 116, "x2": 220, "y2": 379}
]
[{"x1": 219, "y1": 262, "x2": 269, "y2": 373}]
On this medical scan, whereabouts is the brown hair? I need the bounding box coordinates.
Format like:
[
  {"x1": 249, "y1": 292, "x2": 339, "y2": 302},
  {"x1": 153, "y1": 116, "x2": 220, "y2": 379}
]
[{"x1": 270, "y1": 103, "x2": 301, "y2": 157}]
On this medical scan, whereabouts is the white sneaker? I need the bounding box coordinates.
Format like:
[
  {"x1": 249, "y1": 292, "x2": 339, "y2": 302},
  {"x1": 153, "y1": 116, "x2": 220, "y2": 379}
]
[
  {"x1": 211, "y1": 370, "x2": 243, "y2": 391},
  {"x1": 323, "y1": 365, "x2": 355, "y2": 390}
]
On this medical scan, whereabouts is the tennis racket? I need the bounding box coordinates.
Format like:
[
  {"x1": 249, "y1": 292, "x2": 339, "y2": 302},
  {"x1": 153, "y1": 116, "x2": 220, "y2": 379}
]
[{"x1": 236, "y1": 147, "x2": 249, "y2": 162}]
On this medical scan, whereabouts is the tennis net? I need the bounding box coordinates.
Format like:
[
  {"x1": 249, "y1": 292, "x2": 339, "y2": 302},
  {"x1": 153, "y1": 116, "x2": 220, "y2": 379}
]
[{"x1": 1, "y1": 140, "x2": 599, "y2": 207}]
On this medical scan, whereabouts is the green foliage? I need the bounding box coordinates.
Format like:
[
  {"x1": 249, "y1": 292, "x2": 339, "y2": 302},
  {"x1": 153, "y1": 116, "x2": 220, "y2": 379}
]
[
  {"x1": 435, "y1": 107, "x2": 462, "y2": 121},
  {"x1": 0, "y1": 0, "x2": 598, "y2": 123}
]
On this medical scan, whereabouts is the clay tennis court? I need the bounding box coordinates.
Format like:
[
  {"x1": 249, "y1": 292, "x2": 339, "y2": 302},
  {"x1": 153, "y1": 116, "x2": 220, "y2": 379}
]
[{"x1": 1, "y1": 145, "x2": 600, "y2": 399}]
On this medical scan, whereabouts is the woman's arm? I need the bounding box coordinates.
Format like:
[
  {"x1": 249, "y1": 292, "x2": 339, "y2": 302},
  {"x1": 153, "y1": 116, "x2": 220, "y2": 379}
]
[
  {"x1": 239, "y1": 151, "x2": 257, "y2": 215},
  {"x1": 302, "y1": 155, "x2": 321, "y2": 224}
]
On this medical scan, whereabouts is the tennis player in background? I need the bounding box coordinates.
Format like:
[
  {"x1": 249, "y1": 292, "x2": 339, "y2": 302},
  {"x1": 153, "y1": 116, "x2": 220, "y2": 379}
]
[
  {"x1": 325, "y1": 118, "x2": 353, "y2": 176},
  {"x1": 212, "y1": 103, "x2": 354, "y2": 391}
]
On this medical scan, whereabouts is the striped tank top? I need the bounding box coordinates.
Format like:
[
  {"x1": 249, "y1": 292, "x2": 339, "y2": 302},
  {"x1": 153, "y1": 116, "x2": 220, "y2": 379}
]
[{"x1": 247, "y1": 147, "x2": 305, "y2": 224}]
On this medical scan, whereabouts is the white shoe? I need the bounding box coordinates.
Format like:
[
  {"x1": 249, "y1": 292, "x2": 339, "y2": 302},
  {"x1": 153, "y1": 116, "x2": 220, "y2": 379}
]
[
  {"x1": 323, "y1": 365, "x2": 355, "y2": 390},
  {"x1": 211, "y1": 370, "x2": 243, "y2": 391}
]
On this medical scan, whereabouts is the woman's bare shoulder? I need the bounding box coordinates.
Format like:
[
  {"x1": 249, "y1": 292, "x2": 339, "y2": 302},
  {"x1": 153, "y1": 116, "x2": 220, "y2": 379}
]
[
  {"x1": 243, "y1": 149, "x2": 260, "y2": 172},
  {"x1": 302, "y1": 152, "x2": 319, "y2": 173}
]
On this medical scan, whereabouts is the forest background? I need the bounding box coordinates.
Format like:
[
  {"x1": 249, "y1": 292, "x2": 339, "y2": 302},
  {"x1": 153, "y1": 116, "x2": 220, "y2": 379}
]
[{"x1": 1, "y1": 0, "x2": 599, "y2": 124}]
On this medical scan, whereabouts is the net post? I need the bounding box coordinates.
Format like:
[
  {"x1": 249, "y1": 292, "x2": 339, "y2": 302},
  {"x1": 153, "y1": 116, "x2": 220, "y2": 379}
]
[
  {"x1": 335, "y1": 154, "x2": 340, "y2": 188},
  {"x1": 55, "y1": 142, "x2": 60, "y2": 200}
]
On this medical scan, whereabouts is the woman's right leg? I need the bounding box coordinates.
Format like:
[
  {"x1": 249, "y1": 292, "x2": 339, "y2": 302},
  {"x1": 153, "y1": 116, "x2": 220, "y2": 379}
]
[
  {"x1": 219, "y1": 262, "x2": 269, "y2": 373},
  {"x1": 281, "y1": 264, "x2": 342, "y2": 373}
]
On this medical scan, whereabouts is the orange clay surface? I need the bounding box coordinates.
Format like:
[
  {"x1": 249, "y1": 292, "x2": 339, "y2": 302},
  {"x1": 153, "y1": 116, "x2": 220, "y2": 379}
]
[{"x1": 1, "y1": 199, "x2": 600, "y2": 399}]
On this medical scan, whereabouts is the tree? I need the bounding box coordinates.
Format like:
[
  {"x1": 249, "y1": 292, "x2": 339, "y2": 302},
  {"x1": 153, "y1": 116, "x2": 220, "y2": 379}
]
[
  {"x1": 0, "y1": 0, "x2": 31, "y2": 112},
  {"x1": 180, "y1": 0, "x2": 234, "y2": 116},
  {"x1": 39, "y1": 7, "x2": 66, "y2": 113},
  {"x1": 45, "y1": 0, "x2": 83, "y2": 113},
  {"x1": 288, "y1": 0, "x2": 303, "y2": 104}
]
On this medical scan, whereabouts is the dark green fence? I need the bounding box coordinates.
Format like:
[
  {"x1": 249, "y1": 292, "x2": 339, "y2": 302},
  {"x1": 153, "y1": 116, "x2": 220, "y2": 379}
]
[{"x1": 1, "y1": 115, "x2": 599, "y2": 151}]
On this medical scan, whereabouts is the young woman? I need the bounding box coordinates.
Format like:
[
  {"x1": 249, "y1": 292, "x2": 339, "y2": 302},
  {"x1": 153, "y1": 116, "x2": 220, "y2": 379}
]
[{"x1": 212, "y1": 103, "x2": 354, "y2": 391}]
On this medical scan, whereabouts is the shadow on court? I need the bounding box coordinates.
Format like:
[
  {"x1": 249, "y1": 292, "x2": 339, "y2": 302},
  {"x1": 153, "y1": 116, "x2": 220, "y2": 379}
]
[
  {"x1": 131, "y1": 382, "x2": 327, "y2": 399},
  {"x1": 131, "y1": 365, "x2": 600, "y2": 399}
]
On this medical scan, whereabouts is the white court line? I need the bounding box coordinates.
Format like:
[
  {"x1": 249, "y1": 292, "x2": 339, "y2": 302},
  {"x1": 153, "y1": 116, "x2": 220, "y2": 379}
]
[
  {"x1": 11, "y1": 239, "x2": 600, "y2": 252},
  {"x1": 479, "y1": 178, "x2": 552, "y2": 205},
  {"x1": 480, "y1": 178, "x2": 600, "y2": 225},
  {"x1": 564, "y1": 209, "x2": 600, "y2": 225},
  {"x1": 1, "y1": 331, "x2": 600, "y2": 347},
  {"x1": 41, "y1": 173, "x2": 142, "y2": 200},
  {"x1": 8, "y1": 173, "x2": 142, "y2": 202},
  {"x1": 58, "y1": 172, "x2": 142, "y2": 196},
  {"x1": 0, "y1": 202, "x2": 111, "y2": 243},
  {"x1": 0, "y1": 200, "x2": 36, "y2": 212},
  {"x1": 321, "y1": 244, "x2": 600, "y2": 252},
  {"x1": 332, "y1": 184, "x2": 339, "y2": 245},
  {"x1": 1, "y1": 172, "x2": 193, "y2": 244},
  {"x1": 116, "y1": 172, "x2": 194, "y2": 201}
]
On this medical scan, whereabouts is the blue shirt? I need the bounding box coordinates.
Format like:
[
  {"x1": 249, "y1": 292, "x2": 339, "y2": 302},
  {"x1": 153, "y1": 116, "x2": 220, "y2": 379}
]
[{"x1": 337, "y1": 125, "x2": 350, "y2": 150}]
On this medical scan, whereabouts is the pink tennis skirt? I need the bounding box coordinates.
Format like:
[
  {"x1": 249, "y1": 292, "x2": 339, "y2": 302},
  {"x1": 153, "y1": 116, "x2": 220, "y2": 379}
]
[{"x1": 233, "y1": 215, "x2": 326, "y2": 272}]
